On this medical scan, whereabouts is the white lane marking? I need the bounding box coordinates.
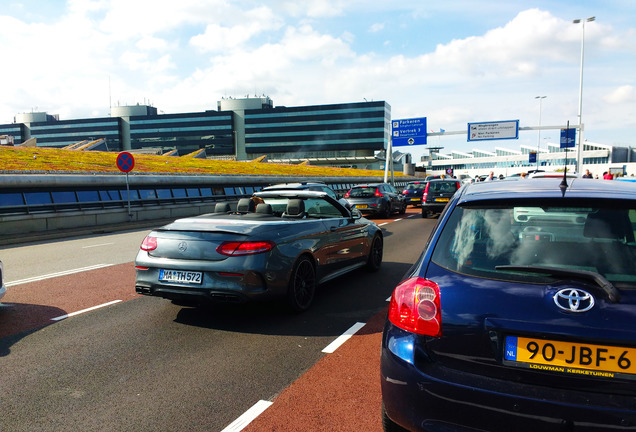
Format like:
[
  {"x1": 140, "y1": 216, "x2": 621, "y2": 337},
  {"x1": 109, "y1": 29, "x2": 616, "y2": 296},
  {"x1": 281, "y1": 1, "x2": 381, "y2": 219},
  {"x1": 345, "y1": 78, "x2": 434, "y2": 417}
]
[
  {"x1": 378, "y1": 222, "x2": 389, "y2": 226},
  {"x1": 6, "y1": 264, "x2": 114, "y2": 287},
  {"x1": 51, "y1": 300, "x2": 122, "y2": 321},
  {"x1": 322, "y1": 322, "x2": 366, "y2": 354},
  {"x1": 82, "y1": 243, "x2": 114, "y2": 249},
  {"x1": 221, "y1": 400, "x2": 273, "y2": 432}
]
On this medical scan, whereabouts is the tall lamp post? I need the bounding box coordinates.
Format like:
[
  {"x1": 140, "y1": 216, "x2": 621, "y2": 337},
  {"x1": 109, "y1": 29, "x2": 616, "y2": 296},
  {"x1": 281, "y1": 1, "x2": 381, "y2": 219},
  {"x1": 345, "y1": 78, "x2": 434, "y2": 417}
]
[
  {"x1": 535, "y1": 96, "x2": 547, "y2": 171},
  {"x1": 573, "y1": 16, "x2": 595, "y2": 173}
]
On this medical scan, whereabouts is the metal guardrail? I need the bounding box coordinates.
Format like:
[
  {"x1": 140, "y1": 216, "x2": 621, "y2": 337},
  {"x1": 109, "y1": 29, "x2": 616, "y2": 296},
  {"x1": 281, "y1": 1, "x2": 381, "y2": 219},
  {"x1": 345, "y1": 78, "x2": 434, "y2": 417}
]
[{"x1": 0, "y1": 173, "x2": 415, "y2": 241}]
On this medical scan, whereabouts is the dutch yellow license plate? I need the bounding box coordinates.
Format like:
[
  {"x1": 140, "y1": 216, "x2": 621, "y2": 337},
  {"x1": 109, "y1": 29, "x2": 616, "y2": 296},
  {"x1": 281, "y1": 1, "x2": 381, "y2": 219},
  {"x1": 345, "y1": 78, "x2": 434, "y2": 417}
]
[
  {"x1": 355, "y1": 204, "x2": 368, "y2": 209},
  {"x1": 505, "y1": 336, "x2": 636, "y2": 377},
  {"x1": 435, "y1": 198, "x2": 449, "y2": 202}
]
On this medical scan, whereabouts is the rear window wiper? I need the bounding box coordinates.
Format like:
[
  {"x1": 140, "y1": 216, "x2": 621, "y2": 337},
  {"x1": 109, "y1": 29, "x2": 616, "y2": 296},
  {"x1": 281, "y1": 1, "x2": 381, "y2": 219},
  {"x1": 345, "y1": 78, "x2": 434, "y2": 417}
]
[{"x1": 495, "y1": 265, "x2": 621, "y2": 303}]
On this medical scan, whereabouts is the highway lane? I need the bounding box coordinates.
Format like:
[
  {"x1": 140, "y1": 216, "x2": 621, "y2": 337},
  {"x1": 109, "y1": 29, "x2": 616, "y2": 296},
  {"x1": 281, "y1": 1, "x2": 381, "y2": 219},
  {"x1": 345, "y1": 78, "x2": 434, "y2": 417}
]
[
  {"x1": 0, "y1": 209, "x2": 434, "y2": 431},
  {"x1": 2, "y1": 228, "x2": 150, "y2": 283}
]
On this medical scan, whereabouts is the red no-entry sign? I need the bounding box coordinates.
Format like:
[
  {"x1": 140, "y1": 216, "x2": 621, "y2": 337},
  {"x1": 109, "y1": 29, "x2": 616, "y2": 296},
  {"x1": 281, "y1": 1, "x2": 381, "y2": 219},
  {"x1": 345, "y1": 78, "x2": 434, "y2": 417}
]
[{"x1": 116, "y1": 152, "x2": 135, "y2": 173}]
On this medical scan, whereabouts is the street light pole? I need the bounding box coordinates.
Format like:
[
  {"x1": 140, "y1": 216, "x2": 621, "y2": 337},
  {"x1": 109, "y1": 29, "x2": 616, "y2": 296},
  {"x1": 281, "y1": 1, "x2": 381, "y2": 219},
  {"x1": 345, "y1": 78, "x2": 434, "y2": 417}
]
[
  {"x1": 573, "y1": 16, "x2": 595, "y2": 173},
  {"x1": 535, "y1": 96, "x2": 546, "y2": 171}
]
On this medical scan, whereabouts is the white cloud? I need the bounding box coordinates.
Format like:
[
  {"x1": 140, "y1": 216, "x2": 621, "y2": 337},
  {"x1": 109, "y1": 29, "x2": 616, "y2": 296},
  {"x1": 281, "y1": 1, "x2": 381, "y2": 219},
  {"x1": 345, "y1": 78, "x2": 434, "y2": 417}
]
[
  {"x1": 0, "y1": 2, "x2": 634, "y2": 156},
  {"x1": 369, "y1": 23, "x2": 384, "y2": 33},
  {"x1": 190, "y1": 6, "x2": 284, "y2": 53},
  {"x1": 604, "y1": 85, "x2": 636, "y2": 104}
]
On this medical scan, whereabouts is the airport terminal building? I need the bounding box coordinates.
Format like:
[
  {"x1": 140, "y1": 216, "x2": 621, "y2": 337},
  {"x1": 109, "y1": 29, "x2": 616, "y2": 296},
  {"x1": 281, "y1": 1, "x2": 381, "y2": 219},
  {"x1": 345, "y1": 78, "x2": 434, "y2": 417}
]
[
  {"x1": 2, "y1": 96, "x2": 633, "y2": 176},
  {"x1": 424, "y1": 141, "x2": 636, "y2": 178},
  {"x1": 0, "y1": 97, "x2": 394, "y2": 170}
]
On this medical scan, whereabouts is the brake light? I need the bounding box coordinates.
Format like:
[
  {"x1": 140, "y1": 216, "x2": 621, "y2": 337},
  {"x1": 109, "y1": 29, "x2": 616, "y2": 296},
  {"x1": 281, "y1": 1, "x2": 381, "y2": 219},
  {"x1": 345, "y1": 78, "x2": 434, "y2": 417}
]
[
  {"x1": 217, "y1": 241, "x2": 275, "y2": 256},
  {"x1": 344, "y1": 190, "x2": 351, "y2": 198},
  {"x1": 140, "y1": 235, "x2": 158, "y2": 251},
  {"x1": 422, "y1": 183, "x2": 430, "y2": 200},
  {"x1": 375, "y1": 188, "x2": 383, "y2": 197},
  {"x1": 402, "y1": 189, "x2": 408, "y2": 194},
  {"x1": 388, "y1": 277, "x2": 442, "y2": 337}
]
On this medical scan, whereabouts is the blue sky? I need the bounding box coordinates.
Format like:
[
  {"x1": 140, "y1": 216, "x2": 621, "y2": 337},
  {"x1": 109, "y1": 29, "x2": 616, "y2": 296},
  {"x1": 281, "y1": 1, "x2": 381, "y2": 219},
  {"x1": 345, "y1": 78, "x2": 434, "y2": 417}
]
[{"x1": 1, "y1": 0, "x2": 634, "y2": 162}]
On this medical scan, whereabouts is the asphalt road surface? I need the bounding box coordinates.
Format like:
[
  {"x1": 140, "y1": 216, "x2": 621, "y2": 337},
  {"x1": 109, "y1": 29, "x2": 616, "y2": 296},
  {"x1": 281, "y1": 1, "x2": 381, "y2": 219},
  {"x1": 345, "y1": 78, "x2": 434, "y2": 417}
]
[{"x1": 0, "y1": 207, "x2": 434, "y2": 431}]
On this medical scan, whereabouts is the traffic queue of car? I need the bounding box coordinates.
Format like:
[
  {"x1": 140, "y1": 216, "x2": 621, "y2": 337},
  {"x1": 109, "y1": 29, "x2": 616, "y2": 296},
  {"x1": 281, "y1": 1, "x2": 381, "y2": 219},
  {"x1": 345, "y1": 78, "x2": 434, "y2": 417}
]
[{"x1": 6, "y1": 174, "x2": 635, "y2": 432}]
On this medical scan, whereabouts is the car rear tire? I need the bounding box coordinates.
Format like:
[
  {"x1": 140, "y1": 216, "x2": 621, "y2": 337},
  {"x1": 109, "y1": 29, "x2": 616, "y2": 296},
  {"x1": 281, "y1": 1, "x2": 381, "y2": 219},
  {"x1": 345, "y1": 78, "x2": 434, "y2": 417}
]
[
  {"x1": 382, "y1": 404, "x2": 408, "y2": 432},
  {"x1": 365, "y1": 235, "x2": 383, "y2": 272},
  {"x1": 422, "y1": 209, "x2": 429, "y2": 218},
  {"x1": 399, "y1": 203, "x2": 406, "y2": 214},
  {"x1": 381, "y1": 203, "x2": 391, "y2": 219},
  {"x1": 287, "y1": 256, "x2": 316, "y2": 312}
]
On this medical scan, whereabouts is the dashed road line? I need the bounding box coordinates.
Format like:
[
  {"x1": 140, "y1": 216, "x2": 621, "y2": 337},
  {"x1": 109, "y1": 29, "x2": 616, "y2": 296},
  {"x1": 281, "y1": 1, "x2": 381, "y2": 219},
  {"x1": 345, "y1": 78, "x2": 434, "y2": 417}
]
[
  {"x1": 6, "y1": 264, "x2": 114, "y2": 287},
  {"x1": 221, "y1": 400, "x2": 273, "y2": 432},
  {"x1": 50, "y1": 300, "x2": 122, "y2": 321},
  {"x1": 322, "y1": 321, "x2": 366, "y2": 353}
]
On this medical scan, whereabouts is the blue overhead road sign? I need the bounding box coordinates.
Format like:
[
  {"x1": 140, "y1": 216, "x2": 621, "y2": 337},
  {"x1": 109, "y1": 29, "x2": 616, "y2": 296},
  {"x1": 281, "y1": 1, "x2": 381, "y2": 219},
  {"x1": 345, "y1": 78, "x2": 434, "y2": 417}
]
[
  {"x1": 392, "y1": 117, "x2": 427, "y2": 147},
  {"x1": 560, "y1": 128, "x2": 576, "y2": 148}
]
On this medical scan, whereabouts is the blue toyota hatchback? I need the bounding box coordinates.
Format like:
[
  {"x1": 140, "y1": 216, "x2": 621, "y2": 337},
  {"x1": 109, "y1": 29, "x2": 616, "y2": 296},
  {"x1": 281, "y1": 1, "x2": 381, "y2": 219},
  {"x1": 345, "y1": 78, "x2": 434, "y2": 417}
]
[{"x1": 381, "y1": 178, "x2": 636, "y2": 431}]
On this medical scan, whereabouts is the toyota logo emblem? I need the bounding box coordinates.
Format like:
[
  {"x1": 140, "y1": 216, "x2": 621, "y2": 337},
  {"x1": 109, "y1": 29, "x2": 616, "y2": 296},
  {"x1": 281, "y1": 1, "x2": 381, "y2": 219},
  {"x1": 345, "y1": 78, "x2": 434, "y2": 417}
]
[
  {"x1": 553, "y1": 289, "x2": 595, "y2": 312},
  {"x1": 178, "y1": 241, "x2": 188, "y2": 253}
]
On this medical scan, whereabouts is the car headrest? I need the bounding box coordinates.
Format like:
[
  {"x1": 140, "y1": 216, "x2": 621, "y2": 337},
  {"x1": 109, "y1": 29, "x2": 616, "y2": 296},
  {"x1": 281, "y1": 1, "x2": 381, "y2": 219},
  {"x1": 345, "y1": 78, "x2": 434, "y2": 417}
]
[
  {"x1": 284, "y1": 199, "x2": 305, "y2": 218},
  {"x1": 215, "y1": 202, "x2": 231, "y2": 213},
  {"x1": 236, "y1": 198, "x2": 255, "y2": 213},
  {"x1": 583, "y1": 210, "x2": 624, "y2": 239},
  {"x1": 255, "y1": 203, "x2": 273, "y2": 215}
]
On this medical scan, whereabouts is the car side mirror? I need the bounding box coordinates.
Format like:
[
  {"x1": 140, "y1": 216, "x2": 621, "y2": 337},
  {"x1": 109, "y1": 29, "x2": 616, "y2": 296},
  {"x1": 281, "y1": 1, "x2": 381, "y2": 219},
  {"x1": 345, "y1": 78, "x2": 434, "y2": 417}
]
[{"x1": 351, "y1": 208, "x2": 362, "y2": 219}]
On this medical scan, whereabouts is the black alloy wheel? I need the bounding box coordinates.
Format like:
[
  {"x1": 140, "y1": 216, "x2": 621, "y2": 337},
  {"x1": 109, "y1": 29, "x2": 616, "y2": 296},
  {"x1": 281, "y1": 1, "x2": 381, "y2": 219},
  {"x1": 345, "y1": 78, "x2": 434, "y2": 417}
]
[
  {"x1": 381, "y1": 202, "x2": 391, "y2": 218},
  {"x1": 287, "y1": 256, "x2": 316, "y2": 312},
  {"x1": 365, "y1": 235, "x2": 383, "y2": 272}
]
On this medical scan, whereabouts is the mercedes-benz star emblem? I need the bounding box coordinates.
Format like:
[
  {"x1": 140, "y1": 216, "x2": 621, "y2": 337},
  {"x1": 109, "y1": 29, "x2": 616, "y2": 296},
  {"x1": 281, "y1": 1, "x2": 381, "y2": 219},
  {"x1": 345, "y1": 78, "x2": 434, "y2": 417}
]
[
  {"x1": 177, "y1": 241, "x2": 188, "y2": 253},
  {"x1": 553, "y1": 288, "x2": 595, "y2": 312}
]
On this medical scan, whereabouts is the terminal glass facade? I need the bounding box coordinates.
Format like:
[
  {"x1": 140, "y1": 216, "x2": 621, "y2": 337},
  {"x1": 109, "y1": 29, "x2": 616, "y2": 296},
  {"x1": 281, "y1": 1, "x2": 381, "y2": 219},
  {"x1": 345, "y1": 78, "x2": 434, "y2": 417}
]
[
  {"x1": 243, "y1": 101, "x2": 390, "y2": 157},
  {"x1": 28, "y1": 117, "x2": 122, "y2": 149},
  {"x1": 0, "y1": 123, "x2": 25, "y2": 143},
  {"x1": 129, "y1": 111, "x2": 234, "y2": 155}
]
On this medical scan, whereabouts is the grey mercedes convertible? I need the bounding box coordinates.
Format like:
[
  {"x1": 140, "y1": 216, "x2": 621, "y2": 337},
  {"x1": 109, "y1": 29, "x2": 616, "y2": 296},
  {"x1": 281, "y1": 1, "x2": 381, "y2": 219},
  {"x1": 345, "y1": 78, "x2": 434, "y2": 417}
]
[{"x1": 135, "y1": 190, "x2": 383, "y2": 312}]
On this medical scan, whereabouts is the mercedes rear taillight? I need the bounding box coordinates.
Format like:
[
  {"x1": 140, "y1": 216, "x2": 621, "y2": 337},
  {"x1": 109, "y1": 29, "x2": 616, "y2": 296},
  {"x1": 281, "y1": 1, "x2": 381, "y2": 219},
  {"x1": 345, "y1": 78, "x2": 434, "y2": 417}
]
[
  {"x1": 217, "y1": 241, "x2": 275, "y2": 256},
  {"x1": 140, "y1": 235, "x2": 158, "y2": 251}
]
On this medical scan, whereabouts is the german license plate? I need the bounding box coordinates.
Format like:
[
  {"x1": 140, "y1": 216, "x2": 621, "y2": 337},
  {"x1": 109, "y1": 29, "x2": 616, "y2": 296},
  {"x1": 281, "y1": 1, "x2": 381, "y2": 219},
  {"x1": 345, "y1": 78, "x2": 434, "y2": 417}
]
[
  {"x1": 159, "y1": 269, "x2": 203, "y2": 284},
  {"x1": 355, "y1": 204, "x2": 368, "y2": 209},
  {"x1": 435, "y1": 197, "x2": 449, "y2": 202},
  {"x1": 505, "y1": 336, "x2": 636, "y2": 378}
]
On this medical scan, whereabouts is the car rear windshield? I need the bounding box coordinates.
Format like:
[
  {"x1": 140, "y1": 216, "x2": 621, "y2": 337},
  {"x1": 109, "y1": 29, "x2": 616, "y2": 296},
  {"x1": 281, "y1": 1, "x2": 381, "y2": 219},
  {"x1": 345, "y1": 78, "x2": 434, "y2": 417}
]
[
  {"x1": 405, "y1": 183, "x2": 426, "y2": 191},
  {"x1": 431, "y1": 201, "x2": 636, "y2": 288},
  {"x1": 348, "y1": 187, "x2": 377, "y2": 198},
  {"x1": 428, "y1": 182, "x2": 458, "y2": 193}
]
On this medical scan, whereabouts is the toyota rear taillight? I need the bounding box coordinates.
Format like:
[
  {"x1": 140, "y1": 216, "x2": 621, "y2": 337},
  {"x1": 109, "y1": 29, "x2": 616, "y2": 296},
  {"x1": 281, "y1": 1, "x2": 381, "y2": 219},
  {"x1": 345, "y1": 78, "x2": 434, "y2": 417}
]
[
  {"x1": 217, "y1": 241, "x2": 275, "y2": 256},
  {"x1": 140, "y1": 235, "x2": 158, "y2": 251},
  {"x1": 388, "y1": 277, "x2": 442, "y2": 337}
]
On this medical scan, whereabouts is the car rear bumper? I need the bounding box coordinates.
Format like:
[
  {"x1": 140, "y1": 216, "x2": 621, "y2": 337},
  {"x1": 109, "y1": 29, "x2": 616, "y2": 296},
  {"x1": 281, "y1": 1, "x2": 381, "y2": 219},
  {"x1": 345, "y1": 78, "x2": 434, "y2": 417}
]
[
  {"x1": 381, "y1": 323, "x2": 636, "y2": 432},
  {"x1": 135, "y1": 284, "x2": 250, "y2": 304},
  {"x1": 421, "y1": 202, "x2": 447, "y2": 213}
]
